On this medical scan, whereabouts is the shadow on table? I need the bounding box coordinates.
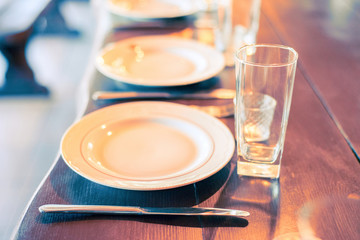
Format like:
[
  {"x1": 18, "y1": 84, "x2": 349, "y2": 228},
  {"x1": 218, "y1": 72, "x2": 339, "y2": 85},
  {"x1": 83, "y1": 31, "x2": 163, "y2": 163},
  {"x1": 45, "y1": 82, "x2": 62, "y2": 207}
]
[
  {"x1": 38, "y1": 213, "x2": 248, "y2": 228},
  {"x1": 39, "y1": 159, "x2": 246, "y2": 227},
  {"x1": 92, "y1": 75, "x2": 224, "y2": 101},
  {"x1": 49, "y1": 159, "x2": 231, "y2": 207},
  {"x1": 202, "y1": 168, "x2": 280, "y2": 239}
]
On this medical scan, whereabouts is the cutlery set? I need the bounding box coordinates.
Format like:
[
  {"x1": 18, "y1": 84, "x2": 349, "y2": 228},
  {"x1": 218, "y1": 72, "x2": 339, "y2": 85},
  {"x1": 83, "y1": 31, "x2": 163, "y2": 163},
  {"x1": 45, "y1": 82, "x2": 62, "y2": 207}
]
[
  {"x1": 92, "y1": 88, "x2": 235, "y2": 101},
  {"x1": 93, "y1": 89, "x2": 235, "y2": 118}
]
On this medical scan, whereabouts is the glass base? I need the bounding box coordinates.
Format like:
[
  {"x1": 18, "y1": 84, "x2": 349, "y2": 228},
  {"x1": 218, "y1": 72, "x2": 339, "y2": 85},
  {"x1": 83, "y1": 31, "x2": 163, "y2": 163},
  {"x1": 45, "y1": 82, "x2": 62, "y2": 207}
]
[{"x1": 237, "y1": 159, "x2": 280, "y2": 179}]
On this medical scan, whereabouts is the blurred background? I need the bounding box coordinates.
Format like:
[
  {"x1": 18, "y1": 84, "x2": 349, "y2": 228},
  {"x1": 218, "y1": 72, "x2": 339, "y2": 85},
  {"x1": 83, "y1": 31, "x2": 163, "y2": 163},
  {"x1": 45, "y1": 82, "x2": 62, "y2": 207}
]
[{"x1": 0, "y1": 0, "x2": 95, "y2": 238}]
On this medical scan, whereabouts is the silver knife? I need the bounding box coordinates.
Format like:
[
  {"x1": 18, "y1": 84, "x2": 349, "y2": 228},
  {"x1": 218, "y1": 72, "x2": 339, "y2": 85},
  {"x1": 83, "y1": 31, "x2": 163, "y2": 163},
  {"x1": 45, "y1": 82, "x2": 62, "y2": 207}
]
[
  {"x1": 39, "y1": 204, "x2": 249, "y2": 218},
  {"x1": 92, "y1": 88, "x2": 236, "y2": 101}
]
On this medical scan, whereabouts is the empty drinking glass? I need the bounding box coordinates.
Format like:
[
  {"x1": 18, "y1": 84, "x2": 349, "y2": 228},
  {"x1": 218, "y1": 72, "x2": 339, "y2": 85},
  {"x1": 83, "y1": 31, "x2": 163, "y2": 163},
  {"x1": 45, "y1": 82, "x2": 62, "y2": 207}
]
[{"x1": 234, "y1": 44, "x2": 298, "y2": 178}]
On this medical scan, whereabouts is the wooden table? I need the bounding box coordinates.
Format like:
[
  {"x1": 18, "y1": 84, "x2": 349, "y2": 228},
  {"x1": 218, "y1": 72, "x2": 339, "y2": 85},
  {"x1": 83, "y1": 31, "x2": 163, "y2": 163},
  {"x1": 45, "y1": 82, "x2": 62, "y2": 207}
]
[{"x1": 13, "y1": 0, "x2": 360, "y2": 239}]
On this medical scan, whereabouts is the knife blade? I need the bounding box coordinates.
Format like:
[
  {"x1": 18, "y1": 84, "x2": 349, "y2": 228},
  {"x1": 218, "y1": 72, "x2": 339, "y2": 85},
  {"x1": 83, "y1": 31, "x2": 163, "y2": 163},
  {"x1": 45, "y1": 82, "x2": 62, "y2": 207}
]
[
  {"x1": 92, "y1": 89, "x2": 236, "y2": 101},
  {"x1": 39, "y1": 204, "x2": 249, "y2": 218}
]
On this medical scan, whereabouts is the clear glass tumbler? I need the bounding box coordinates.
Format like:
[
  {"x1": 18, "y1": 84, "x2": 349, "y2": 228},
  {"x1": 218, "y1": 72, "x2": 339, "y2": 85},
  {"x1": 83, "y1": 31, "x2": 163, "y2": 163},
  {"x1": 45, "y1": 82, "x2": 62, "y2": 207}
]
[{"x1": 234, "y1": 44, "x2": 298, "y2": 178}]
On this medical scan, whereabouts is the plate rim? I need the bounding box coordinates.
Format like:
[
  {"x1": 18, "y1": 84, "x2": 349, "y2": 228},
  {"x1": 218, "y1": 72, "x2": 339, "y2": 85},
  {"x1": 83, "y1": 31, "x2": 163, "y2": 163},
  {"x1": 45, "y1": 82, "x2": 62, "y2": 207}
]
[
  {"x1": 61, "y1": 101, "x2": 235, "y2": 191},
  {"x1": 106, "y1": 0, "x2": 203, "y2": 19},
  {"x1": 95, "y1": 35, "x2": 225, "y2": 87}
]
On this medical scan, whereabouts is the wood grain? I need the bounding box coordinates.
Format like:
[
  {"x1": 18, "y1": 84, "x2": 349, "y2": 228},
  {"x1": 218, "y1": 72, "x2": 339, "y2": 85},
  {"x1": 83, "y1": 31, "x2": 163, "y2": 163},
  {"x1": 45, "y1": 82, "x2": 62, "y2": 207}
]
[
  {"x1": 13, "y1": 1, "x2": 360, "y2": 239},
  {"x1": 262, "y1": 0, "x2": 360, "y2": 159}
]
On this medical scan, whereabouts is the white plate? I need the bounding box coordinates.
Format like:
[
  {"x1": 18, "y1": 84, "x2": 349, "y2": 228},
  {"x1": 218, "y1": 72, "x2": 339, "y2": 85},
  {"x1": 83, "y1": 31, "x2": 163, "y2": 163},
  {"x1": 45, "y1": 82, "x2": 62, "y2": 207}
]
[
  {"x1": 61, "y1": 102, "x2": 234, "y2": 190},
  {"x1": 95, "y1": 35, "x2": 225, "y2": 87},
  {"x1": 106, "y1": 0, "x2": 204, "y2": 20}
]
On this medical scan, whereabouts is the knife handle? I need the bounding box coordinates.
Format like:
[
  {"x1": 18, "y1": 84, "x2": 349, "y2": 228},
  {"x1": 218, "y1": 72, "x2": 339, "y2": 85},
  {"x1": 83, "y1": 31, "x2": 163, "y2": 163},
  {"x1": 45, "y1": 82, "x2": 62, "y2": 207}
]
[{"x1": 39, "y1": 204, "x2": 142, "y2": 214}]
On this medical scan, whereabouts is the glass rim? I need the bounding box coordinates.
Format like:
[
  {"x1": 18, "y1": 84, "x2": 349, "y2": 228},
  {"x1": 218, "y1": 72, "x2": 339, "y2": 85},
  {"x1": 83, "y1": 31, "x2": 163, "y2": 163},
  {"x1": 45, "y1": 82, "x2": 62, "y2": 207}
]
[{"x1": 234, "y1": 44, "x2": 299, "y2": 67}]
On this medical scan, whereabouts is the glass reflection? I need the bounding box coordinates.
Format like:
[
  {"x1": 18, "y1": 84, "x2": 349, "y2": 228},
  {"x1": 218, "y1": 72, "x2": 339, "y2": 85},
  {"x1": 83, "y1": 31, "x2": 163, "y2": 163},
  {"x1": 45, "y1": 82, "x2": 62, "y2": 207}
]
[
  {"x1": 298, "y1": 194, "x2": 360, "y2": 240},
  {"x1": 214, "y1": 169, "x2": 280, "y2": 239}
]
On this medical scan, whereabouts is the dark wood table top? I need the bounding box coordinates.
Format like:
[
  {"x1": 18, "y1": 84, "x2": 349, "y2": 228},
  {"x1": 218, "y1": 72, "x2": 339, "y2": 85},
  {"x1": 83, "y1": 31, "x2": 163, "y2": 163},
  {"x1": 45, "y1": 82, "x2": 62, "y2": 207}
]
[{"x1": 13, "y1": 0, "x2": 360, "y2": 239}]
